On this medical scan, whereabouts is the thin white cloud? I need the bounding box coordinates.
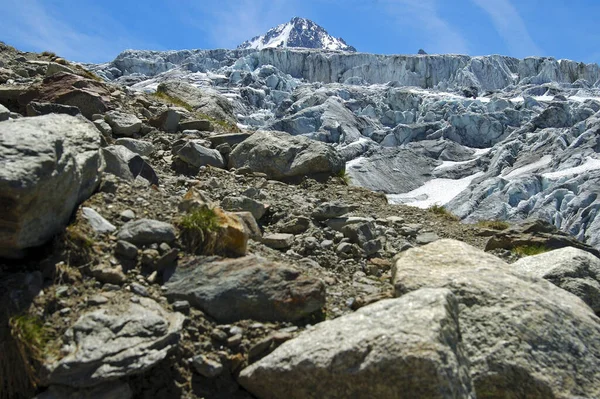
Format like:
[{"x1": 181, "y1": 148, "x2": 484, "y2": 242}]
[
  {"x1": 471, "y1": 0, "x2": 542, "y2": 57},
  {"x1": 179, "y1": 0, "x2": 299, "y2": 49},
  {"x1": 0, "y1": 0, "x2": 159, "y2": 62}
]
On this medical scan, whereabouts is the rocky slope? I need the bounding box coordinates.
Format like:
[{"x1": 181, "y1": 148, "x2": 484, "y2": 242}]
[
  {"x1": 238, "y1": 17, "x2": 356, "y2": 52},
  {"x1": 2, "y1": 40, "x2": 600, "y2": 399}
]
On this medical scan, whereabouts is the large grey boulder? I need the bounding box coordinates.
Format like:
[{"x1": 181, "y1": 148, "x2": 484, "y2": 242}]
[
  {"x1": 114, "y1": 138, "x2": 155, "y2": 157},
  {"x1": 156, "y1": 81, "x2": 237, "y2": 125},
  {"x1": 174, "y1": 140, "x2": 224, "y2": 169},
  {"x1": 0, "y1": 104, "x2": 9, "y2": 121},
  {"x1": 101, "y1": 145, "x2": 159, "y2": 185},
  {"x1": 512, "y1": 246, "x2": 600, "y2": 313},
  {"x1": 117, "y1": 219, "x2": 177, "y2": 246},
  {"x1": 392, "y1": 239, "x2": 600, "y2": 399},
  {"x1": 164, "y1": 255, "x2": 326, "y2": 323},
  {"x1": 149, "y1": 108, "x2": 181, "y2": 132},
  {"x1": 104, "y1": 111, "x2": 142, "y2": 136},
  {"x1": 239, "y1": 288, "x2": 474, "y2": 399},
  {"x1": 47, "y1": 297, "x2": 184, "y2": 388},
  {"x1": 0, "y1": 115, "x2": 102, "y2": 258},
  {"x1": 228, "y1": 130, "x2": 344, "y2": 182}
]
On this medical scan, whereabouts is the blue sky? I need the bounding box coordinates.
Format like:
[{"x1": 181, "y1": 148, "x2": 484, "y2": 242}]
[{"x1": 1, "y1": 0, "x2": 599, "y2": 65}]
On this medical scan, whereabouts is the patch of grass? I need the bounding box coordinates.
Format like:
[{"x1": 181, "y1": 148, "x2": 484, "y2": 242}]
[
  {"x1": 152, "y1": 91, "x2": 193, "y2": 111},
  {"x1": 41, "y1": 50, "x2": 56, "y2": 57},
  {"x1": 61, "y1": 225, "x2": 95, "y2": 266},
  {"x1": 1, "y1": 314, "x2": 57, "y2": 398},
  {"x1": 178, "y1": 206, "x2": 220, "y2": 254},
  {"x1": 336, "y1": 169, "x2": 351, "y2": 185},
  {"x1": 427, "y1": 204, "x2": 459, "y2": 221},
  {"x1": 195, "y1": 112, "x2": 241, "y2": 133},
  {"x1": 512, "y1": 244, "x2": 550, "y2": 257},
  {"x1": 476, "y1": 220, "x2": 510, "y2": 230}
]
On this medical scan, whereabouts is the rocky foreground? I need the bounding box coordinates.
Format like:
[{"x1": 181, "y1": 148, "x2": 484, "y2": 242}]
[{"x1": 1, "y1": 42, "x2": 600, "y2": 398}]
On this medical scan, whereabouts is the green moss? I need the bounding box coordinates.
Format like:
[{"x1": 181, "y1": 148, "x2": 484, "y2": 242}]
[
  {"x1": 512, "y1": 244, "x2": 550, "y2": 257},
  {"x1": 152, "y1": 91, "x2": 193, "y2": 111},
  {"x1": 336, "y1": 169, "x2": 351, "y2": 185},
  {"x1": 427, "y1": 204, "x2": 459, "y2": 221},
  {"x1": 476, "y1": 220, "x2": 510, "y2": 230},
  {"x1": 178, "y1": 207, "x2": 220, "y2": 254}
]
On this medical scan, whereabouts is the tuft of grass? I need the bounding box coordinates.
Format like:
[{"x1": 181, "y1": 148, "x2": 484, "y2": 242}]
[
  {"x1": 41, "y1": 50, "x2": 56, "y2": 58},
  {"x1": 61, "y1": 225, "x2": 95, "y2": 266},
  {"x1": 178, "y1": 206, "x2": 220, "y2": 254},
  {"x1": 427, "y1": 204, "x2": 459, "y2": 221},
  {"x1": 152, "y1": 91, "x2": 193, "y2": 111},
  {"x1": 336, "y1": 169, "x2": 351, "y2": 185},
  {"x1": 512, "y1": 244, "x2": 550, "y2": 257},
  {"x1": 476, "y1": 220, "x2": 510, "y2": 231},
  {"x1": 195, "y1": 112, "x2": 241, "y2": 133}
]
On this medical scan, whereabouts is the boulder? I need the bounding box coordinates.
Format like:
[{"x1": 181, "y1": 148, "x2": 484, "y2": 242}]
[
  {"x1": 0, "y1": 104, "x2": 9, "y2": 121},
  {"x1": 104, "y1": 111, "x2": 142, "y2": 136},
  {"x1": 20, "y1": 72, "x2": 111, "y2": 119},
  {"x1": 0, "y1": 115, "x2": 102, "y2": 258},
  {"x1": 81, "y1": 207, "x2": 116, "y2": 234},
  {"x1": 512, "y1": 246, "x2": 600, "y2": 314},
  {"x1": 101, "y1": 145, "x2": 159, "y2": 185},
  {"x1": 149, "y1": 108, "x2": 181, "y2": 132},
  {"x1": 238, "y1": 288, "x2": 474, "y2": 399},
  {"x1": 228, "y1": 130, "x2": 344, "y2": 182},
  {"x1": 46, "y1": 297, "x2": 184, "y2": 388},
  {"x1": 221, "y1": 195, "x2": 267, "y2": 220},
  {"x1": 156, "y1": 81, "x2": 237, "y2": 125},
  {"x1": 25, "y1": 101, "x2": 81, "y2": 117},
  {"x1": 311, "y1": 202, "x2": 355, "y2": 220},
  {"x1": 164, "y1": 255, "x2": 325, "y2": 323},
  {"x1": 178, "y1": 119, "x2": 212, "y2": 132},
  {"x1": 174, "y1": 140, "x2": 224, "y2": 169},
  {"x1": 208, "y1": 133, "x2": 251, "y2": 148},
  {"x1": 117, "y1": 219, "x2": 176, "y2": 246},
  {"x1": 114, "y1": 138, "x2": 155, "y2": 157},
  {"x1": 262, "y1": 233, "x2": 295, "y2": 250},
  {"x1": 392, "y1": 239, "x2": 600, "y2": 398}
]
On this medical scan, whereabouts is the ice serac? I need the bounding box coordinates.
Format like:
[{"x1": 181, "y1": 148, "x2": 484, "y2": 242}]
[{"x1": 238, "y1": 17, "x2": 356, "y2": 52}]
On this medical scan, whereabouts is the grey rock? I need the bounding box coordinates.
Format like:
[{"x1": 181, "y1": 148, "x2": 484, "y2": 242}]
[
  {"x1": 325, "y1": 217, "x2": 373, "y2": 232},
  {"x1": 101, "y1": 145, "x2": 159, "y2": 185},
  {"x1": 105, "y1": 111, "x2": 142, "y2": 136},
  {"x1": 130, "y1": 282, "x2": 149, "y2": 297},
  {"x1": 115, "y1": 240, "x2": 138, "y2": 259},
  {"x1": 192, "y1": 355, "x2": 223, "y2": 378},
  {"x1": 87, "y1": 295, "x2": 109, "y2": 306},
  {"x1": 208, "y1": 132, "x2": 251, "y2": 148},
  {"x1": 221, "y1": 195, "x2": 267, "y2": 220},
  {"x1": 164, "y1": 255, "x2": 325, "y2": 323},
  {"x1": 47, "y1": 297, "x2": 184, "y2": 388},
  {"x1": 178, "y1": 119, "x2": 212, "y2": 132},
  {"x1": 362, "y1": 239, "x2": 382, "y2": 256},
  {"x1": 0, "y1": 115, "x2": 102, "y2": 258},
  {"x1": 416, "y1": 232, "x2": 439, "y2": 245},
  {"x1": 228, "y1": 130, "x2": 344, "y2": 182},
  {"x1": 239, "y1": 288, "x2": 474, "y2": 399},
  {"x1": 119, "y1": 209, "x2": 135, "y2": 221},
  {"x1": 46, "y1": 62, "x2": 75, "y2": 76},
  {"x1": 114, "y1": 138, "x2": 155, "y2": 157},
  {"x1": 81, "y1": 207, "x2": 116, "y2": 234},
  {"x1": 171, "y1": 300, "x2": 190, "y2": 314},
  {"x1": 26, "y1": 101, "x2": 81, "y2": 117},
  {"x1": 150, "y1": 108, "x2": 181, "y2": 132},
  {"x1": 234, "y1": 211, "x2": 262, "y2": 240},
  {"x1": 341, "y1": 221, "x2": 376, "y2": 246},
  {"x1": 512, "y1": 246, "x2": 600, "y2": 313},
  {"x1": 92, "y1": 119, "x2": 112, "y2": 136},
  {"x1": 117, "y1": 219, "x2": 176, "y2": 246},
  {"x1": 175, "y1": 140, "x2": 224, "y2": 169},
  {"x1": 392, "y1": 239, "x2": 600, "y2": 398},
  {"x1": 279, "y1": 216, "x2": 310, "y2": 234},
  {"x1": 311, "y1": 202, "x2": 355, "y2": 220},
  {"x1": 90, "y1": 264, "x2": 127, "y2": 285},
  {"x1": 262, "y1": 233, "x2": 294, "y2": 249}
]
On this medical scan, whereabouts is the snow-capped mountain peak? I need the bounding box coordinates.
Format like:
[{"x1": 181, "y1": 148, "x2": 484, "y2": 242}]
[{"x1": 237, "y1": 17, "x2": 356, "y2": 52}]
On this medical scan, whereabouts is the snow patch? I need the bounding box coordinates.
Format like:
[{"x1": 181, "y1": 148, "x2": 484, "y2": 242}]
[{"x1": 543, "y1": 157, "x2": 600, "y2": 179}]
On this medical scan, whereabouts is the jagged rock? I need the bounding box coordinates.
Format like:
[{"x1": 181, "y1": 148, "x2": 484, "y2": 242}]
[
  {"x1": 228, "y1": 130, "x2": 344, "y2": 182},
  {"x1": 0, "y1": 115, "x2": 102, "y2": 258},
  {"x1": 117, "y1": 218, "x2": 176, "y2": 246},
  {"x1": 115, "y1": 240, "x2": 138, "y2": 259},
  {"x1": 234, "y1": 211, "x2": 262, "y2": 240},
  {"x1": 164, "y1": 255, "x2": 326, "y2": 323},
  {"x1": 114, "y1": 138, "x2": 155, "y2": 157},
  {"x1": 149, "y1": 108, "x2": 181, "y2": 132},
  {"x1": 416, "y1": 232, "x2": 439, "y2": 245},
  {"x1": 90, "y1": 264, "x2": 127, "y2": 285},
  {"x1": 45, "y1": 61, "x2": 75, "y2": 76},
  {"x1": 238, "y1": 288, "x2": 473, "y2": 399},
  {"x1": 92, "y1": 119, "x2": 112, "y2": 136},
  {"x1": 341, "y1": 221, "x2": 376, "y2": 246},
  {"x1": 512, "y1": 246, "x2": 600, "y2": 313},
  {"x1": 392, "y1": 239, "x2": 600, "y2": 398},
  {"x1": 20, "y1": 72, "x2": 111, "y2": 119},
  {"x1": 156, "y1": 81, "x2": 237, "y2": 125},
  {"x1": 192, "y1": 355, "x2": 223, "y2": 378},
  {"x1": 279, "y1": 216, "x2": 310, "y2": 234},
  {"x1": 221, "y1": 195, "x2": 267, "y2": 220},
  {"x1": 46, "y1": 297, "x2": 184, "y2": 388},
  {"x1": 101, "y1": 145, "x2": 159, "y2": 185},
  {"x1": 81, "y1": 207, "x2": 116, "y2": 234},
  {"x1": 178, "y1": 119, "x2": 212, "y2": 132},
  {"x1": 262, "y1": 233, "x2": 294, "y2": 249},
  {"x1": 25, "y1": 101, "x2": 81, "y2": 117},
  {"x1": 208, "y1": 133, "x2": 251, "y2": 148},
  {"x1": 311, "y1": 202, "x2": 355, "y2": 220},
  {"x1": 174, "y1": 140, "x2": 224, "y2": 169},
  {"x1": 104, "y1": 111, "x2": 142, "y2": 136}
]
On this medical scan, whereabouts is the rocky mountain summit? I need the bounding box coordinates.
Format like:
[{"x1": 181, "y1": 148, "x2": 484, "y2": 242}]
[
  {"x1": 2, "y1": 34, "x2": 600, "y2": 399},
  {"x1": 237, "y1": 17, "x2": 356, "y2": 52}
]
